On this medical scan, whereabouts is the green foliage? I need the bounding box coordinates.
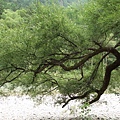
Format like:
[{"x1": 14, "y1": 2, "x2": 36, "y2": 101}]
[
  {"x1": 0, "y1": 9, "x2": 24, "y2": 28},
  {"x1": 82, "y1": 0, "x2": 120, "y2": 41},
  {"x1": 0, "y1": 0, "x2": 119, "y2": 106},
  {"x1": 0, "y1": 0, "x2": 10, "y2": 17}
]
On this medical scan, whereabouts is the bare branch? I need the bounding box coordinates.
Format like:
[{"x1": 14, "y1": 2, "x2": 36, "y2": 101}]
[
  {"x1": 59, "y1": 34, "x2": 78, "y2": 47},
  {"x1": 115, "y1": 41, "x2": 120, "y2": 48},
  {"x1": 0, "y1": 71, "x2": 24, "y2": 87},
  {"x1": 59, "y1": 47, "x2": 120, "y2": 71},
  {"x1": 11, "y1": 64, "x2": 26, "y2": 71},
  {"x1": 4, "y1": 70, "x2": 16, "y2": 80},
  {"x1": 0, "y1": 67, "x2": 13, "y2": 71},
  {"x1": 34, "y1": 63, "x2": 49, "y2": 73},
  {"x1": 62, "y1": 90, "x2": 91, "y2": 108},
  {"x1": 87, "y1": 52, "x2": 109, "y2": 85},
  {"x1": 89, "y1": 58, "x2": 120, "y2": 104},
  {"x1": 93, "y1": 41, "x2": 102, "y2": 48}
]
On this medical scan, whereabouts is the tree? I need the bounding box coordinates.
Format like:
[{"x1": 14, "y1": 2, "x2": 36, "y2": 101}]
[
  {"x1": 0, "y1": 0, "x2": 10, "y2": 17},
  {"x1": 0, "y1": 0, "x2": 120, "y2": 107},
  {"x1": 0, "y1": 0, "x2": 36, "y2": 15}
]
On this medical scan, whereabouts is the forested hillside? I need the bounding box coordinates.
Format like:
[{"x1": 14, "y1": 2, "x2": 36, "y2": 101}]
[{"x1": 0, "y1": 0, "x2": 87, "y2": 18}]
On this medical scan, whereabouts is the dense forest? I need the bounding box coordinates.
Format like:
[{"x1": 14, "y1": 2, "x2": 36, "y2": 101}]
[
  {"x1": 0, "y1": 0, "x2": 86, "y2": 16},
  {"x1": 0, "y1": 0, "x2": 120, "y2": 107}
]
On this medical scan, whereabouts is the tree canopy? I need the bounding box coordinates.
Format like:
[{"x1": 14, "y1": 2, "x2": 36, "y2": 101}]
[{"x1": 0, "y1": 0, "x2": 120, "y2": 107}]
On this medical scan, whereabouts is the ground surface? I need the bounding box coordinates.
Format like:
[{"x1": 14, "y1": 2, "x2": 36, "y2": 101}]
[{"x1": 0, "y1": 94, "x2": 120, "y2": 120}]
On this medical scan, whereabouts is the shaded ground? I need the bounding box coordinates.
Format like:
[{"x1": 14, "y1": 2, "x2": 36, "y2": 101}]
[{"x1": 0, "y1": 94, "x2": 120, "y2": 120}]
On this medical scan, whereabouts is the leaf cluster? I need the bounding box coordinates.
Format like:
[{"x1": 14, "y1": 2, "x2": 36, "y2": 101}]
[{"x1": 0, "y1": 0, "x2": 120, "y2": 107}]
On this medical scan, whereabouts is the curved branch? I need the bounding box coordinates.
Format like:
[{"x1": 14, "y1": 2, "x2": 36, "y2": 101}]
[
  {"x1": 0, "y1": 71, "x2": 24, "y2": 87},
  {"x1": 89, "y1": 58, "x2": 120, "y2": 104},
  {"x1": 62, "y1": 90, "x2": 90, "y2": 108},
  {"x1": 61, "y1": 48, "x2": 120, "y2": 106},
  {"x1": 59, "y1": 34, "x2": 78, "y2": 47},
  {"x1": 87, "y1": 52, "x2": 109, "y2": 85},
  {"x1": 59, "y1": 47, "x2": 120, "y2": 71}
]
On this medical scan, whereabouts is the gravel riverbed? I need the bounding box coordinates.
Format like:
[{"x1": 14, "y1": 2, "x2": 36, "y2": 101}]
[{"x1": 0, "y1": 94, "x2": 120, "y2": 120}]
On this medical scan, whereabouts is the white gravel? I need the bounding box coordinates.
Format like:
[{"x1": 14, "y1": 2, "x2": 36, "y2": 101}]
[{"x1": 0, "y1": 94, "x2": 120, "y2": 120}]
